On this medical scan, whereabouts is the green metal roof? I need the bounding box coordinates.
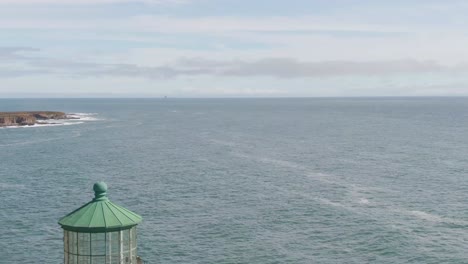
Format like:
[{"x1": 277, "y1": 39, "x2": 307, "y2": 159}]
[{"x1": 58, "y1": 182, "x2": 142, "y2": 233}]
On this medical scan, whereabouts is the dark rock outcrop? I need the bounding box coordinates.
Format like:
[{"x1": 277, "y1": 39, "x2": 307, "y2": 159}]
[{"x1": 0, "y1": 111, "x2": 67, "y2": 127}]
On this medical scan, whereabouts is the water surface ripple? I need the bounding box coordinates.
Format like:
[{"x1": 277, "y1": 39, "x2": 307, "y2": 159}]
[{"x1": 0, "y1": 98, "x2": 467, "y2": 263}]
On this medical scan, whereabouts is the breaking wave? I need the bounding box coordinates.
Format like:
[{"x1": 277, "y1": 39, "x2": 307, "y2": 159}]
[{"x1": 66, "y1": 113, "x2": 101, "y2": 121}]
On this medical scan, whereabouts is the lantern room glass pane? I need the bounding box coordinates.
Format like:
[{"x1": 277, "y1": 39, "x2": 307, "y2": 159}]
[
  {"x1": 64, "y1": 227, "x2": 138, "y2": 264},
  {"x1": 123, "y1": 229, "x2": 130, "y2": 252},
  {"x1": 78, "y1": 233, "x2": 90, "y2": 255},
  {"x1": 64, "y1": 231, "x2": 69, "y2": 255},
  {"x1": 78, "y1": 255, "x2": 90, "y2": 264},
  {"x1": 92, "y1": 256, "x2": 105, "y2": 263},
  {"x1": 107, "y1": 231, "x2": 120, "y2": 262},
  {"x1": 91, "y1": 233, "x2": 106, "y2": 255},
  {"x1": 68, "y1": 231, "x2": 77, "y2": 254},
  {"x1": 131, "y1": 228, "x2": 136, "y2": 248}
]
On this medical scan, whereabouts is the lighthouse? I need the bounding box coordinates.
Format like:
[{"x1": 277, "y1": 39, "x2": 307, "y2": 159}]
[{"x1": 58, "y1": 182, "x2": 143, "y2": 264}]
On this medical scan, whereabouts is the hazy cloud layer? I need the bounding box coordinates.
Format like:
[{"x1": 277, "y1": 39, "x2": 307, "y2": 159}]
[
  {"x1": 3, "y1": 0, "x2": 468, "y2": 96},
  {"x1": 0, "y1": 47, "x2": 39, "y2": 60},
  {"x1": 0, "y1": 15, "x2": 408, "y2": 34},
  {"x1": 0, "y1": 48, "x2": 463, "y2": 80},
  {"x1": 0, "y1": 0, "x2": 186, "y2": 5},
  {"x1": 177, "y1": 58, "x2": 447, "y2": 78}
]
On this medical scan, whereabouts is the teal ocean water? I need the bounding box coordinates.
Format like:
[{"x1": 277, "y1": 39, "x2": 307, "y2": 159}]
[{"x1": 1, "y1": 98, "x2": 468, "y2": 264}]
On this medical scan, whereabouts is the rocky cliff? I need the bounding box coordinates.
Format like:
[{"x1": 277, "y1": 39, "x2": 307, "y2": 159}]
[{"x1": 0, "y1": 111, "x2": 67, "y2": 127}]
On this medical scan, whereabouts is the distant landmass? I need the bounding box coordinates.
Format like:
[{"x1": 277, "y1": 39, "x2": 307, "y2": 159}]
[{"x1": 0, "y1": 111, "x2": 69, "y2": 127}]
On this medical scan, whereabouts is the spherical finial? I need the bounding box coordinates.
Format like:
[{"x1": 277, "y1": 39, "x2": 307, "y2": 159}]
[
  {"x1": 93, "y1": 181, "x2": 108, "y2": 201},
  {"x1": 94, "y1": 181, "x2": 107, "y2": 193}
]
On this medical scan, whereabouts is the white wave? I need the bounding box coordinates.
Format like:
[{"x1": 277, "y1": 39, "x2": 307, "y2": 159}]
[
  {"x1": 391, "y1": 208, "x2": 468, "y2": 226},
  {"x1": 12, "y1": 123, "x2": 81, "y2": 128},
  {"x1": 68, "y1": 113, "x2": 98, "y2": 116},
  {"x1": 231, "y1": 152, "x2": 344, "y2": 186},
  {"x1": 317, "y1": 197, "x2": 348, "y2": 208},
  {"x1": 67, "y1": 116, "x2": 100, "y2": 121},
  {"x1": 0, "y1": 182, "x2": 26, "y2": 189},
  {"x1": 274, "y1": 184, "x2": 352, "y2": 211},
  {"x1": 408, "y1": 210, "x2": 444, "y2": 222},
  {"x1": 78, "y1": 117, "x2": 100, "y2": 121},
  {"x1": 210, "y1": 139, "x2": 237, "y2": 147},
  {"x1": 358, "y1": 198, "x2": 370, "y2": 205},
  {"x1": 63, "y1": 122, "x2": 84, "y2": 125},
  {"x1": 1, "y1": 123, "x2": 60, "y2": 129},
  {"x1": 67, "y1": 112, "x2": 101, "y2": 121}
]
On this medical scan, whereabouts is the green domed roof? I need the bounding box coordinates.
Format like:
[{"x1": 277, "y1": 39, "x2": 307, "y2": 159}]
[{"x1": 58, "y1": 182, "x2": 142, "y2": 233}]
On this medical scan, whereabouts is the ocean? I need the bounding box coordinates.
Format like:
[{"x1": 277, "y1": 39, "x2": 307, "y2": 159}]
[{"x1": 1, "y1": 98, "x2": 467, "y2": 263}]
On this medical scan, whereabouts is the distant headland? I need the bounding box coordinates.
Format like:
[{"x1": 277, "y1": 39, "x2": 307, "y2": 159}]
[{"x1": 0, "y1": 111, "x2": 69, "y2": 127}]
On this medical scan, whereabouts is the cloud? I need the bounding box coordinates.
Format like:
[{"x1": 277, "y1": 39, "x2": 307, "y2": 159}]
[
  {"x1": 0, "y1": 67, "x2": 51, "y2": 77},
  {"x1": 0, "y1": 0, "x2": 187, "y2": 4},
  {"x1": 77, "y1": 58, "x2": 461, "y2": 79},
  {"x1": 0, "y1": 48, "x2": 465, "y2": 80},
  {"x1": 0, "y1": 15, "x2": 407, "y2": 34},
  {"x1": 179, "y1": 58, "x2": 446, "y2": 78},
  {"x1": 0, "y1": 47, "x2": 39, "y2": 60},
  {"x1": 127, "y1": 15, "x2": 406, "y2": 34},
  {"x1": 2, "y1": 2, "x2": 468, "y2": 97}
]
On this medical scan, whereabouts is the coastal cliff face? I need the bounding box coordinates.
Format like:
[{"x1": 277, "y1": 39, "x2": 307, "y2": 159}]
[{"x1": 0, "y1": 111, "x2": 67, "y2": 127}]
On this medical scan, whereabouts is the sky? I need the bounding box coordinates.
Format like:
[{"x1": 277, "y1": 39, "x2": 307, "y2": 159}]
[{"x1": 2, "y1": 0, "x2": 468, "y2": 97}]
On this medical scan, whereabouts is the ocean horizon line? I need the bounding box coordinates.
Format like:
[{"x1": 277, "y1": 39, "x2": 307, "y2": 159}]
[{"x1": 1, "y1": 95, "x2": 468, "y2": 100}]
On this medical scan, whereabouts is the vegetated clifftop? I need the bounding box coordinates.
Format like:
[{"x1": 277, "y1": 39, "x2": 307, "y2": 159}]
[{"x1": 0, "y1": 111, "x2": 67, "y2": 127}]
